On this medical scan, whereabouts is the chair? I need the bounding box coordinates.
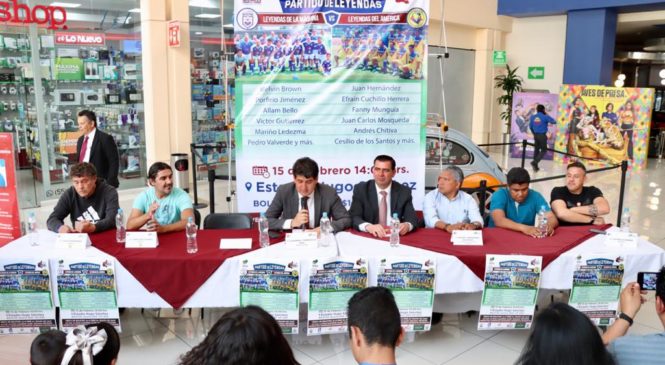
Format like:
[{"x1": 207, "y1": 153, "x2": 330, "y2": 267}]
[
  {"x1": 203, "y1": 213, "x2": 252, "y2": 229},
  {"x1": 193, "y1": 209, "x2": 201, "y2": 228}
]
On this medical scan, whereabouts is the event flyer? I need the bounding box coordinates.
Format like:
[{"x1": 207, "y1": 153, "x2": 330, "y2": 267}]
[
  {"x1": 233, "y1": 0, "x2": 428, "y2": 212},
  {"x1": 240, "y1": 259, "x2": 300, "y2": 334},
  {"x1": 510, "y1": 92, "x2": 558, "y2": 159},
  {"x1": 55, "y1": 259, "x2": 121, "y2": 331},
  {"x1": 0, "y1": 259, "x2": 57, "y2": 334},
  {"x1": 0, "y1": 133, "x2": 21, "y2": 247},
  {"x1": 307, "y1": 257, "x2": 368, "y2": 335},
  {"x1": 569, "y1": 255, "x2": 624, "y2": 326},
  {"x1": 478, "y1": 255, "x2": 542, "y2": 330},
  {"x1": 377, "y1": 257, "x2": 435, "y2": 332}
]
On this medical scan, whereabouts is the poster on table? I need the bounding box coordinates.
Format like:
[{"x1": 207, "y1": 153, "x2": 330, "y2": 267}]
[
  {"x1": 240, "y1": 259, "x2": 300, "y2": 334},
  {"x1": 0, "y1": 133, "x2": 21, "y2": 247},
  {"x1": 0, "y1": 259, "x2": 57, "y2": 334},
  {"x1": 568, "y1": 255, "x2": 624, "y2": 326},
  {"x1": 377, "y1": 257, "x2": 435, "y2": 332},
  {"x1": 307, "y1": 257, "x2": 368, "y2": 335},
  {"x1": 510, "y1": 92, "x2": 558, "y2": 159},
  {"x1": 233, "y1": 0, "x2": 429, "y2": 212},
  {"x1": 55, "y1": 259, "x2": 121, "y2": 331},
  {"x1": 478, "y1": 255, "x2": 542, "y2": 330},
  {"x1": 555, "y1": 85, "x2": 654, "y2": 169}
]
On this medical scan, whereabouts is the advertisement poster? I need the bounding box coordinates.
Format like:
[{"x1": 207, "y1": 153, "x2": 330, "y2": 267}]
[
  {"x1": 233, "y1": 0, "x2": 428, "y2": 212},
  {"x1": 478, "y1": 255, "x2": 542, "y2": 330},
  {"x1": 58, "y1": 131, "x2": 83, "y2": 154},
  {"x1": 55, "y1": 259, "x2": 121, "y2": 331},
  {"x1": 569, "y1": 255, "x2": 624, "y2": 326},
  {"x1": 0, "y1": 134, "x2": 20, "y2": 246},
  {"x1": 0, "y1": 259, "x2": 57, "y2": 334},
  {"x1": 555, "y1": 85, "x2": 654, "y2": 169},
  {"x1": 54, "y1": 58, "x2": 83, "y2": 80},
  {"x1": 510, "y1": 92, "x2": 558, "y2": 159},
  {"x1": 240, "y1": 259, "x2": 300, "y2": 334},
  {"x1": 307, "y1": 257, "x2": 368, "y2": 335},
  {"x1": 377, "y1": 257, "x2": 435, "y2": 332}
]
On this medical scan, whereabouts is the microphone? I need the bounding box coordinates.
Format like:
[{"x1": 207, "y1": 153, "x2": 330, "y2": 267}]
[{"x1": 300, "y1": 196, "x2": 309, "y2": 229}]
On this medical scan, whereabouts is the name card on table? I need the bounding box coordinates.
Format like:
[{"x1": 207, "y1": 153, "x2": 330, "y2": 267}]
[
  {"x1": 55, "y1": 233, "x2": 91, "y2": 249},
  {"x1": 125, "y1": 232, "x2": 159, "y2": 248},
  {"x1": 285, "y1": 231, "x2": 318, "y2": 248},
  {"x1": 604, "y1": 231, "x2": 638, "y2": 249},
  {"x1": 451, "y1": 230, "x2": 483, "y2": 246},
  {"x1": 220, "y1": 238, "x2": 252, "y2": 249}
]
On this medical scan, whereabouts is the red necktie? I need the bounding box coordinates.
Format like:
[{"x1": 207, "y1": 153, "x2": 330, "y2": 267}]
[{"x1": 79, "y1": 136, "x2": 89, "y2": 163}]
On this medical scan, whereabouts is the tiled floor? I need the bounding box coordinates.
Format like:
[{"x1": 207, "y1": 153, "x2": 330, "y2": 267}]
[{"x1": 2, "y1": 155, "x2": 665, "y2": 365}]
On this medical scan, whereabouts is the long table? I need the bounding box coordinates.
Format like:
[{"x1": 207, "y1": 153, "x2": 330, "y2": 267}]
[{"x1": 1, "y1": 227, "x2": 663, "y2": 312}]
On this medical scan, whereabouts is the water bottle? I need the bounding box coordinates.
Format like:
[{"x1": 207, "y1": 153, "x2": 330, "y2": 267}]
[
  {"x1": 115, "y1": 208, "x2": 126, "y2": 243},
  {"x1": 535, "y1": 205, "x2": 546, "y2": 236},
  {"x1": 538, "y1": 216, "x2": 549, "y2": 239},
  {"x1": 27, "y1": 212, "x2": 38, "y2": 246},
  {"x1": 186, "y1": 216, "x2": 198, "y2": 254},
  {"x1": 258, "y1": 212, "x2": 270, "y2": 248},
  {"x1": 390, "y1": 213, "x2": 400, "y2": 247},
  {"x1": 319, "y1": 212, "x2": 332, "y2": 247},
  {"x1": 620, "y1": 208, "x2": 631, "y2": 233}
]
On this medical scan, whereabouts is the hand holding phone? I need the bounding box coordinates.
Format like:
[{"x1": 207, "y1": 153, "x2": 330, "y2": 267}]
[{"x1": 638, "y1": 272, "x2": 658, "y2": 290}]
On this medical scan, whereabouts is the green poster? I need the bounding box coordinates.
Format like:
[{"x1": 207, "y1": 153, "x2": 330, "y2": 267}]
[{"x1": 55, "y1": 58, "x2": 83, "y2": 80}]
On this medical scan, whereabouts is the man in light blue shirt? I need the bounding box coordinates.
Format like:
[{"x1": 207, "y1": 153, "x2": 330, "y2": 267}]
[
  {"x1": 127, "y1": 162, "x2": 193, "y2": 233},
  {"x1": 423, "y1": 166, "x2": 483, "y2": 232}
]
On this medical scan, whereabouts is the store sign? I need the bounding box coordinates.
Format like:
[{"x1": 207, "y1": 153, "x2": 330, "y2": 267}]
[
  {"x1": 54, "y1": 32, "x2": 105, "y2": 46},
  {"x1": 168, "y1": 20, "x2": 181, "y2": 47},
  {"x1": 0, "y1": 0, "x2": 68, "y2": 30}
]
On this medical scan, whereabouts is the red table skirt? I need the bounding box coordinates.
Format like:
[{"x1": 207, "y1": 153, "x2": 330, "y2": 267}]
[
  {"x1": 90, "y1": 229, "x2": 281, "y2": 309},
  {"x1": 351, "y1": 225, "x2": 610, "y2": 279}
]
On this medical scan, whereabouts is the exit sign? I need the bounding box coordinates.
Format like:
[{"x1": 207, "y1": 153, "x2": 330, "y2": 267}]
[
  {"x1": 493, "y1": 50, "x2": 506, "y2": 65},
  {"x1": 528, "y1": 66, "x2": 545, "y2": 79}
]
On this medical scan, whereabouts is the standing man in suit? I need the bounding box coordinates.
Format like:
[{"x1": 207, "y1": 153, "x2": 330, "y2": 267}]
[
  {"x1": 265, "y1": 157, "x2": 351, "y2": 232},
  {"x1": 76, "y1": 110, "x2": 120, "y2": 188},
  {"x1": 349, "y1": 155, "x2": 418, "y2": 238}
]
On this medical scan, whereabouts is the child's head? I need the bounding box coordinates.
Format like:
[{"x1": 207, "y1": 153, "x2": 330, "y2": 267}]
[
  {"x1": 61, "y1": 322, "x2": 120, "y2": 365},
  {"x1": 30, "y1": 330, "x2": 66, "y2": 365}
]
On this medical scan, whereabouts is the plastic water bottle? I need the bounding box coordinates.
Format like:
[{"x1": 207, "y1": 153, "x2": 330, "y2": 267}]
[
  {"x1": 186, "y1": 217, "x2": 198, "y2": 254},
  {"x1": 620, "y1": 208, "x2": 631, "y2": 233},
  {"x1": 27, "y1": 212, "x2": 38, "y2": 246},
  {"x1": 258, "y1": 212, "x2": 270, "y2": 248},
  {"x1": 538, "y1": 216, "x2": 549, "y2": 239},
  {"x1": 390, "y1": 213, "x2": 400, "y2": 247},
  {"x1": 319, "y1": 212, "x2": 333, "y2": 247},
  {"x1": 535, "y1": 205, "x2": 546, "y2": 237},
  {"x1": 115, "y1": 208, "x2": 126, "y2": 243}
]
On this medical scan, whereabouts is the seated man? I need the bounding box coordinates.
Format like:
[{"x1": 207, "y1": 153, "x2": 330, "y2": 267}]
[
  {"x1": 488, "y1": 167, "x2": 558, "y2": 237},
  {"x1": 348, "y1": 287, "x2": 403, "y2": 365},
  {"x1": 47, "y1": 162, "x2": 119, "y2": 233},
  {"x1": 127, "y1": 162, "x2": 193, "y2": 233},
  {"x1": 265, "y1": 157, "x2": 351, "y2": 232},
  {"x1": 551, "y1": 161, "x2": 609, "y2": 225},
  {"x1": 423, "y1": 166, "x2": 483, "y2": 232},
  {"x1": 349, "y1": 155, "x2": 419, "y2": 238}
]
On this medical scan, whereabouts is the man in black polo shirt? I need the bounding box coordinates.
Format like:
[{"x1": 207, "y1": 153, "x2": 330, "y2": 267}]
[{"x1": 550, "y1": 161, "x2": 610, "y2": 225}]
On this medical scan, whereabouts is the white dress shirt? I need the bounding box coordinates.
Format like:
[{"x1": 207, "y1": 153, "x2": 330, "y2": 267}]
[{"x1": 282, "y1": 191, "x2": 316, "y2": 229}]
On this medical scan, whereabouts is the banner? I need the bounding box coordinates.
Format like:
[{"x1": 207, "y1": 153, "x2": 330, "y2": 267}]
[
  {"x1": 0, "y1": 259, "x2": 57, "y2": 334},
  {"x1": 510, "y1": 92, "x2": 558, "y2": 159},
  {"x1": 0, "y1": 133, "x2": 20, "y2": 246},
  {"x1": 55, "y1": 58, "x2": 83, "y2": 80},
  {"x1": 377, "y1": 257, "x2": 435, "y2": 332},
  {"x1": 234, "y1": 0, "x2": 428, "y2": 212},
  {"x1": 568, "y1": 255, "x2": 624, "y2": 326},
  {"x1": 240, "y1": 259, "x2": 300, "y2": 334},
  {"x1": 555, "y1": 85, "x2": 654, "y2": 169},
  {"x1": 478, "y1": 255, "x2": 541, "y2": 330},
  {"x1": 55, "y1": 259, "x2": 121, "y2": 331},
  {"x1": 307, "y1": 257, "x2": 367, "y2": 335}
]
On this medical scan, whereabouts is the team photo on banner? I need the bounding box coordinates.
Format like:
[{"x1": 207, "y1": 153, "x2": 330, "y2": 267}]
[{"x1": 233, "y1": 0, "x2": 429, "y2": 212}]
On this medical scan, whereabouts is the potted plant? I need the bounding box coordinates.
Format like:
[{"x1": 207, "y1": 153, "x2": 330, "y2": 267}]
[{"x1": 494, "y1": 64, "x2": 523, "y2": 133}]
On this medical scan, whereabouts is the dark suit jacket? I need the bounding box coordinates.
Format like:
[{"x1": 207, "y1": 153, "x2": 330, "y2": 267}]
[
  {"x1": 77, "y1": 129, "x2": 120, "y2": 188},
  {"x1": 265, "y1": 182, "x2": 351, "y2": 232},
  {"x1": 349, "y1": 179, "x2": 419, "y2": 231}
]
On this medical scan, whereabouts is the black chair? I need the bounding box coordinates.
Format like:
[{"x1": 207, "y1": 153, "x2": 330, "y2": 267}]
[
  {"x1": 203, "y1": 213, "x2": 252, "y2": 229},
  {"x1": 193, "y1": 209, "x2": 201, "y2": 228}
]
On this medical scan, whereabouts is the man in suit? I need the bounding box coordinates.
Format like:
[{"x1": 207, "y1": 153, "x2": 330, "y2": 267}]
[
  {"x1": 349, "y1": 155, "x2": 418, "y2": 238},
  {"x1": 76, "y1": 110, "x2": 120, "y2": 188},
  {"x1": 265, "y1": 157, "x2": 351, "y2": 232}
]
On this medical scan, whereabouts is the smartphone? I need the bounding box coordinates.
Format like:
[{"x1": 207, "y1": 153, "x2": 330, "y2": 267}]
[{"x1": 638, "y1": 272, "x2": 658, "y2": 290}]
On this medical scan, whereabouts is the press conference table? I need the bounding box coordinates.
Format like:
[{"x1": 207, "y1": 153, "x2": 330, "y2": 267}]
[{"x1": 1, "y1": 226, "x2": 663, "y2": 312}]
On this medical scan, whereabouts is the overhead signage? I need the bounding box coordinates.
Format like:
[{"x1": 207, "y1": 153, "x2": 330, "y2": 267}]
[
  {"x1": 528, "y1": 66, "x2": 545, "y2": 80},
  {"x1": 168, "y1": 20, "x2": 181, "y2": 47},
  {"x1": 0, "y1": 0, "x2": 68, "y2": 30},
  {"x1": 55, "y1": 32, "x2": 105, "y2": 46},
  {"x1": 493, "y1": 50, "x2": 507, "y2": 65}
]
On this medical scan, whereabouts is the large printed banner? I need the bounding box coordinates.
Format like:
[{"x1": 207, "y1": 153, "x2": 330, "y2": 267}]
[
  {"x1": 555, "y1": 85, "x2": 654, "y2": 169},
  {"x1": 510, "y1": 92, "x2": 558, "y2": 159},
  {"x1": 568, "y1": 255, "x2": 624, "y2": 326},
  {"x1": 0, "y1": 133, "x2": 21, "y2": 246},
  {"x1": 234, "y1": 0, "x2": 428, "y2": 212}
]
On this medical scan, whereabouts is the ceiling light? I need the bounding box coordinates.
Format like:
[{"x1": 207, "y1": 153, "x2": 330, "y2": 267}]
[
  {"x1": 195, "y1": 31, "x2": 203, "y2": 35},
  {"x1": 660, "y1": 79, "x2": 665, "y2": 85},
  {"x1": 128, "y1": 8, "x2": 141, "y2": 13},
  {"x1": 617, "y1": 73, "x2": 626, "y2": 81},
  {"x1": 614, "y1": 79, "x2": 624, "y2": 87},
  {"x1": 194, "y1": 13, "x2": 221, "y2": 18},
  {"x1": 50, "y1": 2, "x2": 81, "y2": 7},
  {"x1": 189, "y1": 0, "x2": 217, "y2": 9}
]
